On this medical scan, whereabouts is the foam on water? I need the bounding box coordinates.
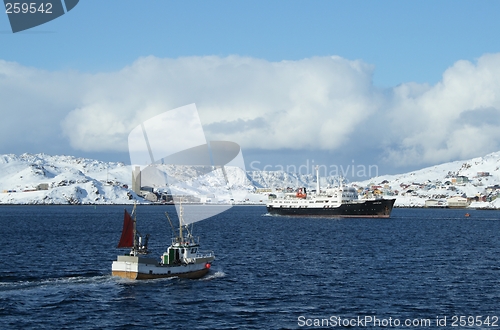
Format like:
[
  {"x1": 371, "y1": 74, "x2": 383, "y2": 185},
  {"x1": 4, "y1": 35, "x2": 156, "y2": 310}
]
[
  {"x1": 0, "y1": 274, "x2": 115, "y2": 294},
  {"x1": 202, "y1": 270, "x2": 226, "y2": 281}
]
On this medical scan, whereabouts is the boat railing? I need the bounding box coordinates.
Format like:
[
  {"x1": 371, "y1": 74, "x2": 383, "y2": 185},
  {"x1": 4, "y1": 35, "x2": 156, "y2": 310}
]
[
  {"x1": 171, "y1": 236, "x2": 200, "y2": 246},
  {"x1": 196, "y1": 250, "x2": 215, "y2": 258}
]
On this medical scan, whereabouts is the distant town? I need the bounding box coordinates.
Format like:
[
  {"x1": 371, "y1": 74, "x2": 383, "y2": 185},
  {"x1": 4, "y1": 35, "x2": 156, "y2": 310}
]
[{"x1": 2, "y1": 152, "x2": 500, "y2": 208}]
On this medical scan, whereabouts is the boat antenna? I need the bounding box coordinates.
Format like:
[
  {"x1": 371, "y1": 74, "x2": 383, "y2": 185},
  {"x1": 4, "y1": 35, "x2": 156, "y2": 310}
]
[{"x1": 184, "y1": 222, "x2": 194, "y2": 239}]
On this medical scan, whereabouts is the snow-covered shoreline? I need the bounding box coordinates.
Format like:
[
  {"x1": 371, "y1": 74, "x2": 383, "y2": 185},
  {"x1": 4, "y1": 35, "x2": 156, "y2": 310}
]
[{"x1": 3, "y1": 151, "x2": 500, "y2": 208}]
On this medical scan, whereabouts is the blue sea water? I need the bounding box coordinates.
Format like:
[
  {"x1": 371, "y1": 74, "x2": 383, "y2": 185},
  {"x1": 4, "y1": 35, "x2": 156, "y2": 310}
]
[{"x1": 1, "y1": 205, "x2": 500, "y2": 329}]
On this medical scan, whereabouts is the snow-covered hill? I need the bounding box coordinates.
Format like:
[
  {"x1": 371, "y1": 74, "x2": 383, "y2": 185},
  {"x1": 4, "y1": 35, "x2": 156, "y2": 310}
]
[
  {"x1": 354, "y1": 151, "x2": 500, "y2": 208},
  {"x1": 0, "y1": 154, "x2": 134, "y2": 204},
  {"x1": 3, "y1": 151, "x2": 500, "y2": 207},
  {"x1": 0, "y1": 153, "x2": 325, "y2": 205}
]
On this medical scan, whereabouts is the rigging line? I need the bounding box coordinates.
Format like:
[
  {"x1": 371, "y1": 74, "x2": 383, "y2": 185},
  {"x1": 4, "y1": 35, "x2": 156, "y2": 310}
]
[{"x1": 165, "y1": 212, "x2": 176, "y2": 236}]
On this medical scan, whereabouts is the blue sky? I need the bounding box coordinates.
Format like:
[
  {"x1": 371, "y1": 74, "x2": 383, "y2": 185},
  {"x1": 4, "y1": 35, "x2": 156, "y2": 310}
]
[
  {"x1": 3, "y1": 1, "x2": 499, "y2": 86},
  {"x1": 2, "y1": 1, "x2": 500, "y2": 179}
]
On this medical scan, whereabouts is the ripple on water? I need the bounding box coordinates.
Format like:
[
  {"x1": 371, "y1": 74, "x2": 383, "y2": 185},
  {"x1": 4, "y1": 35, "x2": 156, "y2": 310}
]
[{"x1": 0, "y1": 206, "x2": 500, "y2": 329}]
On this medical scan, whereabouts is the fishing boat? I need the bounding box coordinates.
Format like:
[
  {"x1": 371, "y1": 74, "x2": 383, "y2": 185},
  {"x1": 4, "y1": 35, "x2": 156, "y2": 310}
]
[{"x1": 111, "y1": 204, "x2": 215, "y2": 280}]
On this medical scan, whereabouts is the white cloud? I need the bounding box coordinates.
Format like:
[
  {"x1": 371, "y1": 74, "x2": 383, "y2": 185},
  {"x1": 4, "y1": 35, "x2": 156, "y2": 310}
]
[
  {"x1": 384, "y1": 53, "x2": 500, "y2": 166},
  {"x1": 2, "y1": 54, "x2": 500, "y2": 169},
  {"x1": 0, "y1": 61, "x2": 82, "y2": 151}
]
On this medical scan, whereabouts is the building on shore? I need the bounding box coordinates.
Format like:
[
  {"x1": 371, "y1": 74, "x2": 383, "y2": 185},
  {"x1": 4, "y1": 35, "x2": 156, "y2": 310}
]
[
  {"x1": 447, "y1": 196, "x2": 469, "y2": 208},
  {"x1": 425, "y1": 199, "x2": 446, "y2": 208},
  {"x1": 132, "y1": 166, "x2": 141, "y2": 194}
]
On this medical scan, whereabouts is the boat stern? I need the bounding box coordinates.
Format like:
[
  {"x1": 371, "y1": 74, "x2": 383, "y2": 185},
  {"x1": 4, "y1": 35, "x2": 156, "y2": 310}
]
[{"x1": 111, "y1": 255, "x2": 158, "y2": 280}]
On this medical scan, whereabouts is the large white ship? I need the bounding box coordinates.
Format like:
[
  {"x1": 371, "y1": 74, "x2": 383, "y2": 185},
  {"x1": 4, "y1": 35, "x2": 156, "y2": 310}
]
[{"x1": 266, "y1": 168, "x2": 396, "y2": 218}]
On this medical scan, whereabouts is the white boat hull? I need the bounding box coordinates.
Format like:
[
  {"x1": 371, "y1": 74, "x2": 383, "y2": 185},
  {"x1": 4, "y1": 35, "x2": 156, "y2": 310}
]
[{"x1": 112, "y1": 255, "x2": 213, "y2": 280}]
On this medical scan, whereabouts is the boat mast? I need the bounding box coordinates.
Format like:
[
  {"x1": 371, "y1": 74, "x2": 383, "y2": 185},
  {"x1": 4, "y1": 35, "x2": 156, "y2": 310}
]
[
  {"x1": 179, "y1": 198, "x2": 183, "y2": 240},
  {"x1": 132, "y1": 202, "x2": 138, "y2": 253},
  {"x1": 316, "y1": 165, "x2": 320, "y2": 194}
]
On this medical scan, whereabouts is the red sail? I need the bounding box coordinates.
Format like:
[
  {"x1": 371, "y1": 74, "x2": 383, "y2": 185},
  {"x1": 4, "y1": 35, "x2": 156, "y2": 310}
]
[{"x1": 117, "y1": 209, "x2": 134, "y2": 248}]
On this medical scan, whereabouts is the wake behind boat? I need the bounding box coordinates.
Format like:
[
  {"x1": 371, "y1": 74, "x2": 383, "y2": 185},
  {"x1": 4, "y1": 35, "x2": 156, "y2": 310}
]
[
  {"x1": 266, "y1": 167, "x2": 396, "y2": 218},
  {"x1": 111, "y1": 204, "x2": 215, "y2": 280}
]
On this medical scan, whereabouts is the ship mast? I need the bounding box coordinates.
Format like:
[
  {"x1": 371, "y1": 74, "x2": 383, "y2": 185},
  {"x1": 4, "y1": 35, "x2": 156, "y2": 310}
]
[{"x1": 316, "y1": 165, "x2": 320, "y2": 194}]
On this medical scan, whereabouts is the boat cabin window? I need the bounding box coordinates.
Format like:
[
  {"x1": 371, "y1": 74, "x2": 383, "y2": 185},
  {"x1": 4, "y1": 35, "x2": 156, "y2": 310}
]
[{"x1": 181, "y1": 248, "x2": 185, "y2": 254}]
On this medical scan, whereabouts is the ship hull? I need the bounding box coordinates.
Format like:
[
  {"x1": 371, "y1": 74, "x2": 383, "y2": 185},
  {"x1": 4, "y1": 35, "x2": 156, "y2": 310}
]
[
  {"x1": 112, "y1": 255, "x2": 213, "y2": 280},
  {"x1": 266, "y1": 198, "x2": 396, "y2": 218},
  {"x1": 112, "y1": 268, "x2": 209, "y2": 280}
]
